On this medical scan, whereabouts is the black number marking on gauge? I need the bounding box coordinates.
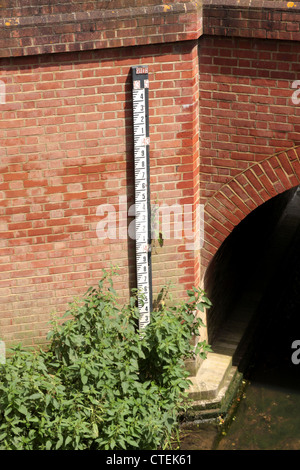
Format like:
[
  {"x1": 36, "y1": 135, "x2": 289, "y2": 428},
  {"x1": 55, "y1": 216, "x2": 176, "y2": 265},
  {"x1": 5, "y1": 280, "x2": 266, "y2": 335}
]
[{"x1": 132, "y1": 66, "x2": 152, "y2": 330}]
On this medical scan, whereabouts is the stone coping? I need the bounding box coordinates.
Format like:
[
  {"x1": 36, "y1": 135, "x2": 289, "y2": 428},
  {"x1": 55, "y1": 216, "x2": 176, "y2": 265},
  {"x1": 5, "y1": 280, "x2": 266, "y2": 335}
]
[{"x1": 0, "y1": 1, "x2": 299, "y2": 58}]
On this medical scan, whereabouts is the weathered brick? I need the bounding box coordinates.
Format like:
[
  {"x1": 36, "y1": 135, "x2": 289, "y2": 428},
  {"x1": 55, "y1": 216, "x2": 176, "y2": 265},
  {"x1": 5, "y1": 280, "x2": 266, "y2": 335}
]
[
  {"x1": 0, "y1": 35, "x2": 202, "y2": 346},
  {"x1": 1, "y1": 0, "x2": 300, "y2": 348}
]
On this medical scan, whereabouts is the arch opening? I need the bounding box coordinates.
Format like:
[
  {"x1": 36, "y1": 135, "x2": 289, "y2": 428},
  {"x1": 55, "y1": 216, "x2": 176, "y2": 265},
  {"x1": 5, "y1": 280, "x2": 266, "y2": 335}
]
[
  {"x1": 201, "y1": 146, "x2": 300, "y2": 274},
  {"x1": 204, "y1": 185, "x2": 300, "y2": 359}
]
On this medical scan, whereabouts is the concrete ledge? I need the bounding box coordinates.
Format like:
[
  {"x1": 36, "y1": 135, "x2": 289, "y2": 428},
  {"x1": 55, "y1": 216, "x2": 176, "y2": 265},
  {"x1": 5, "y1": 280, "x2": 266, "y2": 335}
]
[
  {"x1": 182, "y1": 365, "x2": 243, "y2": 424},
  {"x1": 188, "y1": 352, "x2": 232, "y2": 400}
]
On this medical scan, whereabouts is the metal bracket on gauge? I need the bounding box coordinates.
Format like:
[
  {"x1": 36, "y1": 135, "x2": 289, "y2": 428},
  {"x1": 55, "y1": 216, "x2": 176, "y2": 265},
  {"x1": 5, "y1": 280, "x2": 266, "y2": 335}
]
[{"x1": 131, "y1": 65, "x2": 152, "y2": 330}]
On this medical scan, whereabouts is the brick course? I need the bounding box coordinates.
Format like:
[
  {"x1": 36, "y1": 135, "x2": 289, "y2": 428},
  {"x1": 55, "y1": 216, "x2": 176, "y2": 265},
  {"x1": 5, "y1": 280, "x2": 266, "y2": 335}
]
[
  {"x1": 0, "y1": 41, "x2": 200, "y2": 345},
  {"x1": 0, "y1": 1, "x2": 203, "y2": 57},
  {"x1": 1, "y1": 0, "x2": 300, "y2": 345},
  {"x1": 199, "y1": 36, "x2": 300, "y2": 269}
]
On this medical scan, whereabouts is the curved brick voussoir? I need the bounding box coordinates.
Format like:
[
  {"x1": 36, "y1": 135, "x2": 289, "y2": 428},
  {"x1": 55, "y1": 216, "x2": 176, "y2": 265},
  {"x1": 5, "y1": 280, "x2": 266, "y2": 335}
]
[{"x1": 201, "y1": 146, "x2": 300, "y2": 271}]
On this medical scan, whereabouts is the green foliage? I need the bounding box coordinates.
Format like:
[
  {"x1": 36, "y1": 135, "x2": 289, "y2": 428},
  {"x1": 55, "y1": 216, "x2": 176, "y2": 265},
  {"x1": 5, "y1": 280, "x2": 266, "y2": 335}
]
[{"x1": 0, "y1": 270, "x2": 212, "y2": 450}]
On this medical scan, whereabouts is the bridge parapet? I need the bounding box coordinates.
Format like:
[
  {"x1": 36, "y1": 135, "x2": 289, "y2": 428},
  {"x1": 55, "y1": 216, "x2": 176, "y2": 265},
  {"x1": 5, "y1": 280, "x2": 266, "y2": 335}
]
[
  {"x1": 0, "y1": 1, "x2": 203, "y2": 58},
  {"x1": 1, "y1": 1, "x2": 299, "y2": 58}
]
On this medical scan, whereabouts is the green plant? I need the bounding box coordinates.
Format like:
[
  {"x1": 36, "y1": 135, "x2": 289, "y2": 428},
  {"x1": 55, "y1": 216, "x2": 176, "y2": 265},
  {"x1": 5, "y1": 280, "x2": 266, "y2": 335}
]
[{"x1": 0, "y1": 270, "x2": 212, "y2": 450}]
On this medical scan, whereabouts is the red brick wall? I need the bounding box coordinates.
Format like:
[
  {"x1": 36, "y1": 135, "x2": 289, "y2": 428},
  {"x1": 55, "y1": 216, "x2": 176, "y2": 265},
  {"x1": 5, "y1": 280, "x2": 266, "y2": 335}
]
[
  {"x1": 2, "y1": 0, "x2": 300, "y2": 347},
  {"x1": 0, "y1": 41, "x2": 200, "y2": 346},
  {"x1": 199, "y1": 36, "x2": 300, "y2": 271}
]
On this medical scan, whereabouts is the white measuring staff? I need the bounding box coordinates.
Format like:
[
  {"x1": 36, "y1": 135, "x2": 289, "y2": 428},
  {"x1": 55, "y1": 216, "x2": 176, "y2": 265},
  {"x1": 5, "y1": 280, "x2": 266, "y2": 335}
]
[{"x1": 132, "y1": 67, "x2": 152, "y2": 330}]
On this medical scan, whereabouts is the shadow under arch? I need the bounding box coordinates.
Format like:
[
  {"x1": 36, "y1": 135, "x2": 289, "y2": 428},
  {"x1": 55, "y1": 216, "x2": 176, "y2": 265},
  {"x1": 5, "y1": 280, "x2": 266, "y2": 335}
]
[
  {"x1": 201, "y1": 145, "x2": 300, "y2": 348},
  {"x1": 204, "y1": 185, "x2": 298, "y2": 346}
]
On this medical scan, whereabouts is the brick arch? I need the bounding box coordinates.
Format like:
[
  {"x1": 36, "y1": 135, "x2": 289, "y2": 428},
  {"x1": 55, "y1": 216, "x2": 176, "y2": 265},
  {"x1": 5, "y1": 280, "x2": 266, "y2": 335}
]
[{"x1": 201, "y1": 146, "x2": 300, "y2": 273}]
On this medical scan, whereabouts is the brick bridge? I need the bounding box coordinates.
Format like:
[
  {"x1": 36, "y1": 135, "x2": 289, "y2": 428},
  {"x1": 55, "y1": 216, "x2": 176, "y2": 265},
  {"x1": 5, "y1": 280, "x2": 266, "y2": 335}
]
[{"x1": 0, "y1": 0, "x2": 300, "y2": 383}]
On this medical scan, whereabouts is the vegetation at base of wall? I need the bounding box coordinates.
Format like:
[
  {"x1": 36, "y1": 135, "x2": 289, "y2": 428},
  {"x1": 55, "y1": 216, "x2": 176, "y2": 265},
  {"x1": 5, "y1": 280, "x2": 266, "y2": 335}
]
[{"x1": 0, "y1": 269, "x2": 212, "y2": 450}]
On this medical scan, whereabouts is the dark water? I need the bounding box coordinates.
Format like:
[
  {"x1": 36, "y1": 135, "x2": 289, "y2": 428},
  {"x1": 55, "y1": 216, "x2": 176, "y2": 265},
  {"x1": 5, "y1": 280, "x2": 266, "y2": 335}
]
[
  {"x1": 216, "y1": 335, "x2": 300, "y2": 450},
  {"x1": 180, "y1": 351, "x2": 300, "y2": 451},
  {"x1": 215, "y1": 248, "x2": 300, "y2": 451},
  {"x1": 216, "y1": 381, "x2": 300, "y2": 450},
  {"x1": 181, "y1": 259, "x2": 300, "y2": 450},
  {"x1": 180, "y1": 190, "x2": 300, "y2": 451}
]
